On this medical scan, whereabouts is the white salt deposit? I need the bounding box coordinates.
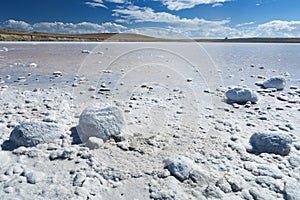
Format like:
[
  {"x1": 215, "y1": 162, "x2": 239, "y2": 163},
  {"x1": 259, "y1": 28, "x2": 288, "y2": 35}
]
[
  {"x1": 225, "y1": 87, "x2": 258, "y2": 104},
  {"x1": 262, "y1": 76, "x2": 286, "y2": 90},
  {"x1": 77, "y1": 106, "x2": 125, "y2": 143}
]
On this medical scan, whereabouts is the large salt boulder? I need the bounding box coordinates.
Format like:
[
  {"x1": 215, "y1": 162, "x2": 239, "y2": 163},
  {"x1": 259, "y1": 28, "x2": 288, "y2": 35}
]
[
  {"x1": 77, "y1": 106, "x2": 124, "y2": 143},
  {"x1": 249, "y1": 132, "x2": 292, "y2": 156},
  {"x1": 263, "y1": 77, "x2": 286, "y2": 90},
  {"x1": 225, "y1": 87, "x2": 258, "y2": 104},
  {"x1": 9, "y1": 122, "x2": 63, "y2": 147}
]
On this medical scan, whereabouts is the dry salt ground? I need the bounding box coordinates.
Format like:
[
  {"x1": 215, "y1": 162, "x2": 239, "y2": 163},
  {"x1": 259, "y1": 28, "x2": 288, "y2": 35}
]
[{"x1": 0, "y1": 42, "x2": 300, "y2": 200}]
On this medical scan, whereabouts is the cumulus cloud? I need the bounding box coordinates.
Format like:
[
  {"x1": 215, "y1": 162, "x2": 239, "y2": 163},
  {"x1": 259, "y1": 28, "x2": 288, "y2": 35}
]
[
  {"x1": 160, "y1": 0, "x2": 231, "y2": 11},
  {"x1": 113, "y1": 5, "x2": 229, "y2": 25},
  {"x1": 3, "y1": 19, "x2": 33, "y2": 31},
  {"x1": 1, "y1": 20, "x2": 127, "y2": 34},
  {"x1": 112, "y1": 6, "x2": 239, "y2": 38},
  {"x1": 257, "y1": 20, "x2": 300, "y2": 37}
]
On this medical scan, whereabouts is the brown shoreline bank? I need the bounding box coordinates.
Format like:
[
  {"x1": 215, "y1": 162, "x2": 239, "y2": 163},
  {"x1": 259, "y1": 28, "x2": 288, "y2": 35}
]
[{"x1": 1, "y1": 29, "x2": 300, "y2": 43}]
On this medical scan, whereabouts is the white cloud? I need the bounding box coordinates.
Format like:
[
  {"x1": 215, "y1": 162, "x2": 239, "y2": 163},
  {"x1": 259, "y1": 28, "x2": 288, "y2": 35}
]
[
  {"x1": 85, "y1": 0, "x2": 107, "y2": 8},
  {"x1": 106, "y1": 0, "x2": 127, "y2": 3},
  {"x1": 112, "y1": 6, "x2": 238, "y2": 38},
  {"x1": 2, "y1": 20, "x2": 127, "y2": 34},
  {"x1": 212, "y1": 3, "x2": 223, "y2": 7},
  {"x1": 160, "y1": 0, "x2": 231, "y2": 11},
  {"x1": 113, "y1": 5, "x2": 229, "y2": 25},
  {"x1": 85, "y1": 0, "x2": 127, "y2": 8},
  {"x1": 257, "y1": 20, "x2": 300, "y2": 37},
  {"x1": 236, "y1": 21, "x2": 255, "y2": 27},
  {"x1": 3, "y1": 19, "x2": 32, "y2": 31}
]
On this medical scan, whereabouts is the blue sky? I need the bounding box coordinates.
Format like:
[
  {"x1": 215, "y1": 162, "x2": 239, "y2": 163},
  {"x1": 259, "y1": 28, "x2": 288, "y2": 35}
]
[{"x1": 1, "y1": 0, "x2": 300, "y2": 38}]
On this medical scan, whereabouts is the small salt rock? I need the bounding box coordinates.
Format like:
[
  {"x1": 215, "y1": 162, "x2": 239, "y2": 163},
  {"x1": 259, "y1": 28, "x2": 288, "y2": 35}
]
[
  {"x1": 263, "y1": 77, "x2": 286, "y2": 90},
  {"x1": 88, "y1": 86, "x2": 96, "y2": 91},
  {"x1": 4, "y1": 186, "x2": 14, "y2": 193},
  {"x1": 21, "y1": 170, "x2": 45, "y2": 184},
  {"x1": 53, "y1": 71, "x2": 63, "y2": 77},
  {"x1": 9, "y1": 122, "x2": 63, "y2": 147},
  {"x1": 187, "y1": 78, "x2": 193, "y2": 82},
  {"x1": 17, "y1": 77, "x2": 26, "y2": 81},
  {"x1": 29, "y1": 63, "x2": 37, "y2": 68},
  {"x1": 278, "y1": 126, "x2": 290, "y2": 132},
  {"x1": 103, "y1": 70, "x2": 112, "y2": 73},
  {"x1": 81, "y1": 50, "x2": 91, "y2": 54},
  {"x1": 86, "y1": 137, "x2": 104, "y2": 149},
  {"x1": 290, "y1": 85, "x2": 298, "y2": 90},
  {"x1": 225, "y1": 87, "x2": 258, "y2": 104},
  {"x1": 249, "y1": 132, "x2": 292, "y2": 156},
  {"x1": 257, "y1": 75, "x2": 266, "y2": 79},
  {"x1": 255, "y1": 82, "x2": 264, "y2": 86},
  {"x1": 73, "y1": 172, "x2": 86, "y2": 186},
  {"x1": 232, "y1": 103, "x2": 240, "y2": 109},
  {"x1": 277, "y1": 95, "x2": 289, "y2": 101},
  {"x1": 164, "y1": 156, "x2": 194, "y2": 182},
  {"x1": 2, "y1": 47, "x2": 8, "y2": 52}
]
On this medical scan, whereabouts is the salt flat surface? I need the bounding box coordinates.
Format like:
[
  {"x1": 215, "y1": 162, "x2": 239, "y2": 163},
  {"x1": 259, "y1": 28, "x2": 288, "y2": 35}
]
[{"x1": 0, "y1": 42, "x2": 300, "y2": 199}]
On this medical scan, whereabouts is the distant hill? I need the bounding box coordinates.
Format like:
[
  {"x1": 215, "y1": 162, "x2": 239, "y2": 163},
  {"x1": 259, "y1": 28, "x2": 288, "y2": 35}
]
[
  {"x1": 0, "y1": 29, "x2": 165, "y2": 42},
  {"x1": 1, "y1": 29, "x2": 300, "y2": 43}
]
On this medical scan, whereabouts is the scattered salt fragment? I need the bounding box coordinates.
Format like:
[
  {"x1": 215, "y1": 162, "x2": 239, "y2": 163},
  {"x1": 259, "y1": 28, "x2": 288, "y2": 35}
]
[
  {"x1": 225, "y1": 87, "x2": 258, "y2": 104},
  {"x1": 86, "y1": 137, "x2": 104, "y2": 149},
  {"x1": 28, "y1": 63, "x2": 37, "y2": 68},
  {"x1": 249, "y1": 132, "x2": 292, "y2": 156},
  {"x1": 81, "y1": 50, "x2": 91, "y2": 54},
  {"x1": 99, "y1": 87, "x2": 110, "y2": 92},
  {"x1": 73, "y1": 172, "x2": 86, "y2": 187},
  {"x1": 53, "y1": 71, "x2": 63, "y2": 77},
  {"x1": 278, "y1": 126, "x2": 290, "y2": 132},
  {"x1": 103, "y1": 70, "x2": 112, "y2": 73},
  {"x1": 17, "y1": 77, "x2": 26, "y2": 81},
  {"x1": 277, "y1": 95, "x2": 289, "y2": 101},
  {"x1": 186, "y1": 78, "x2": 193, "y2": 82},
  {"x1": 257, "y1": 75, "x2": 266, "y2": 79},
  {"x1": 290, "y1": 85, "x2": 298, "y2": 90},
  {"x1": 232, "y1": 103, "x2": 240, "y2": 109},
  {"x1": 88, "y1": 86, "x2": 96, "y2": 91},
  {"x1": 6, "y1": 75, "x2": 11, "y2": 79},
  {"x1": 263, "y1": 76, "x2": 286, "y2": 90},
  {"x1": 21, "y1": 170, "x2": 45, "y2": 184},
  {"x1": 1, "y1": 47, "x2": 8, "y2": 52}
]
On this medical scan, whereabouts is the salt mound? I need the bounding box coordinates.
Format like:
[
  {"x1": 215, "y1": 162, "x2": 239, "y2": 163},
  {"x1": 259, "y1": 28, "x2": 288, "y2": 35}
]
[
  {"x1": 262, "y1": 77, "x2": 286, "y2": 90},
  {"x1": 9, "y1": 122, "x2": 63, "y2": 147},
  {"x1": 225, "y1": 87, "x2": 258, "y2": 104},
  {"x1": 77, "y1": 106, "x2": 124, "y2": 143},
  {"x1": 249, "y1": 132, "x2": 292, "y2": 156}
]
